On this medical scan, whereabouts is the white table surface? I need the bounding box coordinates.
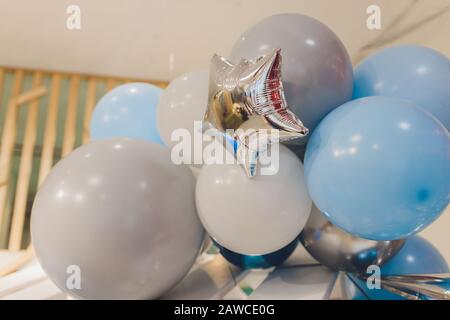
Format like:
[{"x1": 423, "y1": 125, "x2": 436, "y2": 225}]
[{"x1": 0, "y1": 244, "x2": 341, "y2": 300}]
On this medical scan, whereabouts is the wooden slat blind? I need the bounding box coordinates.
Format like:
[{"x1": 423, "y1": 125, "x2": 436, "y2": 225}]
[
  {"x1": 61, "y1": 75, "x2": 80, "y2": 157},
  {"x1": 0, "y1": 70, "x2": 24, "y2": 240},
  {"x1": 9, "y1": 72, "x2": 45, "y2": 250},
  {"x1": 38, "y1": 74, "x2": 61, "y2": 187}
]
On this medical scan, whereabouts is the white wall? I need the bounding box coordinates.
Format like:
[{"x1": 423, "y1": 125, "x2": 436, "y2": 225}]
[{"x1": 0, "y1": 0, "x2": 448, "y2": 81}]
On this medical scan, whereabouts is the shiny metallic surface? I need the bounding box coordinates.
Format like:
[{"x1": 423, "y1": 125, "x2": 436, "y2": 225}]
[
  {"x1": 299, "y1": 205, "x2": 405, "y2": 273},
  {"x1": 356, "y1": 273, "x2": 450, "y2": 300},
  {"x1": 203, "y1": 49, "x2": 308, "y2": 177}
]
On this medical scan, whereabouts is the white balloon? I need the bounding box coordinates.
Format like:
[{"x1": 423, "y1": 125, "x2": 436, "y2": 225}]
[
  {"x1": 157, "y1": 71, "x2": 208, "y2": 148},
  {"x1": 31, "y1": 138, "x2": 204, "y2": 299},
  {"x1": 195, "y1": 145, "x2": 311, "y2": 255}
]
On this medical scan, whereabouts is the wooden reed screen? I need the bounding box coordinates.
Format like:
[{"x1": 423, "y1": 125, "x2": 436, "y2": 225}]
[{"x1": 0, "y1": 66, "x2": 167, "y2": 252}]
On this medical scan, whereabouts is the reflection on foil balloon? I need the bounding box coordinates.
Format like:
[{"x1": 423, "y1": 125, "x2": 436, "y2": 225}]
[
  {"x1": 355, "y1": 273, "x2": 450, "y2": 300},
  {"x1": 212, "y1": 238, "x2": 298, "y2": 269},
  {"x1": 203, "y1": 49, "x2": 308, "y2": 177},
  {"x1": 343, "y1": 236, "x2": 450, "y2": 300},
  {"x1": 299, "y1": 205, "x2": 405, "y2": 273}
]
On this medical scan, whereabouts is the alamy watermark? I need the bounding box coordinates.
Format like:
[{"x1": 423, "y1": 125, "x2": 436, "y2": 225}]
[
  {"x1": 66, "y1": 5, "x2": 81, "y2": 30},
  {"x1": 170, "y1": 121, "x2": 280, "y2": 176},
  {"x1": 366, "y1": 4, "x2": 381, "y2": 30},
  {"x1": 366, "y1": 265, "x2": 381, "y2": 290},
  {"x1": 66, "y1": 265, "x2": 81, "y2": 290},
  {"x1": 65, "y1": 5, "x2": 380, "y2": 31}
]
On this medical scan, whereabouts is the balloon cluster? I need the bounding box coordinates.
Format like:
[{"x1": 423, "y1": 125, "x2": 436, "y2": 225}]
[{"x1": 31, "y1": 13, "x2": 449, "y2": 300}]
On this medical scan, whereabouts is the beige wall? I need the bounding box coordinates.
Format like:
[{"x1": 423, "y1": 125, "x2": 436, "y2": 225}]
[
  {"x1": 0, "y1": 0, "x2": 448, "y2": 81},
  {"x1": 420, "y1": 206, "x2": 450, "y2": 262}
]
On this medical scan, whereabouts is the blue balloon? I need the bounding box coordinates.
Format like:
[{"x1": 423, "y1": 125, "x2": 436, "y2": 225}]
[
  {"x1": 304, "y1": 96, "x2": 450, "y2": 240},
  {"x1": 344, "y1": 236, "x2": 449, "y2": 300},
  {"x1": 212, "y1": 238, "x2": 298, "y2": 269},
  {"x1": 354, "y1": 45, "x2": 450, "y2": 130},
  {"x1": 90, "y1": 83, "x2": 164, "y2": 144}
]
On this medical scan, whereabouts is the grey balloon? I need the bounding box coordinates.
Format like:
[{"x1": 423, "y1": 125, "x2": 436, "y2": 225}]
[
  {"x1": 230, "y1": 13, "x2": 353, "y2": 145},
  {"x1": 31, "y1": 138, "x2": 204, "y2": 299},
  {"x1": 299, "y1": 205, "x2": 405, "y2": 273}
]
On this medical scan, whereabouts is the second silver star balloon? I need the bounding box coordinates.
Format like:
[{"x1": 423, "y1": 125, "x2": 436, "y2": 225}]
[{"x1": 203, "y1": 49, "x2": 308, "y2": 177}]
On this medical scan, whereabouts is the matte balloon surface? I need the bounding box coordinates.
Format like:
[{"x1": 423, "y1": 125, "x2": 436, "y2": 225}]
[
  {"x1": 32, "y1": 138, "x2": 204, "y2": 299},
  {"x1": 196, "y1": 145, "x2": 311, "y2": 255},
  {"x1": 231, "y1": 13, "x2": 353, "y2": 145},
  {"x1": 90, "y1": 83, "x2": 163, "y2": 144},
  {"x1": 157, "y1": 71, "x2": 208, "y2": 147},
  {"x1": 304, "y1": 96, "x2": 450, "y2": 240},
  {"x1": 354, "y1": 45, "x2": 450, "y2": 130}
]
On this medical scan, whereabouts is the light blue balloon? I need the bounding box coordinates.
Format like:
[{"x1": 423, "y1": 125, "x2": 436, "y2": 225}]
[
  {"x1": 354, "y1": 45, "x2": 450, "y2": 130},
  {"x1": 344, "y1": 236, "x2": 449, "y2": 300},
  {"x1": 90, "y1": 83, "x2": 164, "y2": 144},
  {"x1": 304, "y1": 96, "x2": 450, "y2": 240}
]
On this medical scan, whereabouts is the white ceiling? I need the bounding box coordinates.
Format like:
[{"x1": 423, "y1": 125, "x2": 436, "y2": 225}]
[{"x1": 0, "y1": 0, "x2": 448, "y2": 81}]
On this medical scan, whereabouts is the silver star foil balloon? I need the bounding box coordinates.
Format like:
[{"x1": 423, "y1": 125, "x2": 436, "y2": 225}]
[
  {"x1": 299, "y1": 205, "x2": 405, "y2": 273},
  {"x1": 203, "y1": 49, "x2": 308, "y2": 177}
]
